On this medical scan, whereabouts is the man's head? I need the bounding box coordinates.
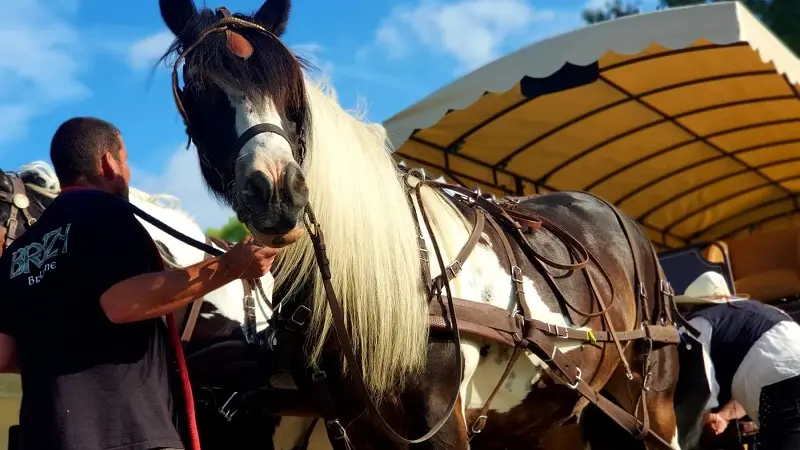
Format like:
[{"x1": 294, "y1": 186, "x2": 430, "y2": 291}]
[{"x1": 50, "y1": 117, "x2": 131, "y2": 198}]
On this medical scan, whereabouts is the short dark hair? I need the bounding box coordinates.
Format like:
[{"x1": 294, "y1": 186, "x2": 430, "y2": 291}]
[{"x1": 50, "y1": 117, "x2": 122, "y2": 186}]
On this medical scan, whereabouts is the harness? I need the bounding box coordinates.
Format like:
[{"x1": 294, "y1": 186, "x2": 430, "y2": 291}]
[
  {"x1": 0, "y1": 175, "x2": 36, "y2": 250},
  {"x1": 288, "y1": 173, "x2": 682, "y2": 449}
]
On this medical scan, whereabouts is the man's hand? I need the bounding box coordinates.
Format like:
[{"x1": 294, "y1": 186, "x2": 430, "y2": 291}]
[
  {"x1": 219, "y1": 236, "x2": 280, "y2": 279},
  {"x1": 703, "y1": 411, "x2": 729, "y2": 435}
]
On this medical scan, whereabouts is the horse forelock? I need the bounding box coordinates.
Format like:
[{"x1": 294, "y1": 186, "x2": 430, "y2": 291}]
[{"x1": 271, "y1": 80, "x2": 430, "y2": 398}]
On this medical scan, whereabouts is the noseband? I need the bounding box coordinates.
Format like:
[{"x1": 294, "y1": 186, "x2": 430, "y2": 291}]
[
  {"x1": 0, "y1": 175, "x2": 36, "y2": 249},
  {"x1": 169, "y1": 7, "x2": 306, "y2": 162}
]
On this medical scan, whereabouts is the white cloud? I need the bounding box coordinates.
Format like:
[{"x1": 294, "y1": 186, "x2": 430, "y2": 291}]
[
  {"x1": 292, "y1": 42, "x2": 335, "y2": 76},
  {"x1": 0, "y1": 0, "x2": 90, "y2": 145},
  {"x1": 128, "y1": 30, "x2": 174, "y2": 70},
  {"x1": 373, "y1": 0, "x2": 559, "y2": 72},
  {"x1": 132, "y1": 144, "x2": 235, "y2": 230}
]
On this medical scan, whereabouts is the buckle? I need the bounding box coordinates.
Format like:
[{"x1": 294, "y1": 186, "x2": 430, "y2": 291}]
[
  {"x1": 447, "y1": 260, "x2": 462, "y2": 278},
  {"x1": 566, "y1": 367, "x2": 582, "y2": 390},
  {"x1": 638, "y1": 282, "x2": 647, "y2": 299},
  {"x1": 660, "y1": 280, "x2": 674, "y2": 297},
  {"x1": 470, "y1": 415, "x2": 488, "y2": 434},
  {"x1": 547, "y1": 323, "x2": 568, "y2": 338},
  {"x1": 218, "y1": 392, "x2": 240, "y2": 421},
  {"x1": 511, "y1": 266, "x2": 523, "y2": 283},
  {"x1": 291, "y1": 305, "x2": 311, "y2": 327},
  {"x1": 325, "y1": 419, "x2": 346, "y2": 440}
]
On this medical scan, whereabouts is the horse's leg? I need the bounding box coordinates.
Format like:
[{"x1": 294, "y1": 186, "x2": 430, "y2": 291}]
[
  {"x1": 403, "y1": 336, "x2": 470, "y2": 450},
  {"x1": 272, "y1": 417, "x2": 332, "y2": 450},
  {"x1": 639, "y1": 344, "x2": 681, "y2": 449},
  {"x1": 583, "y1": 344, "x2": 681, "y2": 450}
]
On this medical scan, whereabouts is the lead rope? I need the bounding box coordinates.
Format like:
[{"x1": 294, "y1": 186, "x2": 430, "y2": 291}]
[
  {"x1": 148, "y1": 239, "x2": 201, "y2": 450},
  {"x1": 166, "y1": 313, "x2": 202, "y2": 450}
]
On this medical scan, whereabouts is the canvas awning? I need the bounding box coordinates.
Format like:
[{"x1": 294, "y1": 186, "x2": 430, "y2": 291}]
[{"x1": 384, "y1": 2, "x2": 800, "y2": 249}]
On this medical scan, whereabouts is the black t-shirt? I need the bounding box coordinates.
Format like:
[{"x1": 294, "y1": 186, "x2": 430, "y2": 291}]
[{"x1": 0, "y1": 189, "x2": 184, "y2": 450}]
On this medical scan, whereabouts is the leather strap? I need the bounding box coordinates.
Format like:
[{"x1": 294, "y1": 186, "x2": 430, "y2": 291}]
[
  {"x1": 180, "y1": 236, "x2": 222, "y2": 342},
  {"x1": 468, "y1": 344, "x2": 524, "y2": 437},
  {"x1": 306, "y1": 205, "x2": 463, "y2": 444},
  {"x1": 427, "y1": 298, "x2": 679, "y2": 345},
  {"x1": 292, "y1": 418, "x2": 320, "y2": 450},
  {"x1": 430, "y1": 211, "x2": 485, "y2": 293}
]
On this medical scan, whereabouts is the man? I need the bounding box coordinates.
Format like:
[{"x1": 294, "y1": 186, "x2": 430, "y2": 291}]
[
  {"x1": 676, "y1": 271, "x2": 800, "y2": 450},
  {"x1": 0, "y1": 117, "x2": 278, "y2": 450}
]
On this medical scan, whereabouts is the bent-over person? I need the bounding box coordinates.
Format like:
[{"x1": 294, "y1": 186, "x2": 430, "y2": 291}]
[
  {"x1": 676, "y1": 271, "x2": 800, "y2": 450},
  {"x1": 0, "y1": 117, "x2": 278, "y2": 450}
]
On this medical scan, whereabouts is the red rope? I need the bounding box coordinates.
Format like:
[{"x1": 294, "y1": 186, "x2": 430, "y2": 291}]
[{"x1": 167, "y1": 312, "x2": 202, "y2": 450}]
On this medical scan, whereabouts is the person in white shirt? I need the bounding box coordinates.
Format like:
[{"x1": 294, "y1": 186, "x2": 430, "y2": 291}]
[{"x1": 675, "y1": 271, "x2": 800, "y2": 450}]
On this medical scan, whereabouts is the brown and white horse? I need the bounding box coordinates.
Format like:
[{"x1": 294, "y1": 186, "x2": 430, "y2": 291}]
[{"x1": 158, "y1": 0, "x2": 684, "y2": 448}]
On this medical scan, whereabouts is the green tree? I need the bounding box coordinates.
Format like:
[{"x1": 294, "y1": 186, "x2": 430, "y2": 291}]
[
  {"x1": 207, "y1": 217, "x2": 250, "y2": 243},
  {"x1": 582, "y1": 0, "x2": 641, "y2": 24},
  {"x1": 581, "y1": 0, "x2": 800, "y2": 56}
]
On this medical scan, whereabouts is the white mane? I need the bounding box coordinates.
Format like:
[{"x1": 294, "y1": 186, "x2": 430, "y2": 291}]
[{"x1": 272, "y1": 77, "x2": 434, "y2": 397}]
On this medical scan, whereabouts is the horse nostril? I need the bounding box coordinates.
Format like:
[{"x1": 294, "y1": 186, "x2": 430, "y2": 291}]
[
  {"x1": 282, "y1": 163, "x2": 309, "y2": 207},
  {"x1": 244, "y1": 171, "x2": 273, "y2": 203}
]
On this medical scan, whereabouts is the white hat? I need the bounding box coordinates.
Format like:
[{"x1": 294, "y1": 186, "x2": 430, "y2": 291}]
[{"x1": 673, "y1": 271, "x2": 749, "y2": 305}]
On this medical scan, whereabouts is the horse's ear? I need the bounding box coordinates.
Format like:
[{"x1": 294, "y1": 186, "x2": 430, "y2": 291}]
[
  {"x1": 253, "y1": 0, "x2": 291, "y2": 36},
  {"x1": 159, "y1": 0, "x2": 198, "y2": 37}
]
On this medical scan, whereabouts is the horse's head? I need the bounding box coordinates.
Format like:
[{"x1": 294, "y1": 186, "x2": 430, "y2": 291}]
[
  {"x1": 0, "y1": 167, "x2": 54, "y2": 252},
  {"x1": 160, "y1": 0, "x2": 310, "y2": 248}
]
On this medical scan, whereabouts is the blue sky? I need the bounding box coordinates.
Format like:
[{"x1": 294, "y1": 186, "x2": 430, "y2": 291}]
[{"x1": 1, "y1": 0, "x2": 656, "y2": 229}]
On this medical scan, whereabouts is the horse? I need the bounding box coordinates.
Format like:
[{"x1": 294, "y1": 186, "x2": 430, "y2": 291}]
[
  {"x1": 0, "y1": 162, "x2": 324, "y2": 448},
  {"x1": 158, "y1": 0, "x2": 684, "y2": 449}
]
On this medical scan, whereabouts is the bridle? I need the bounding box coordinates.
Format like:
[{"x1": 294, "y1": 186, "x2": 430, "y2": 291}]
[
  {"x1": 0, "y1": 174, "x2": 37, "y2": 250},
  {"x1": 169, "y1": 7, "x2": 306, "y2": 165}
]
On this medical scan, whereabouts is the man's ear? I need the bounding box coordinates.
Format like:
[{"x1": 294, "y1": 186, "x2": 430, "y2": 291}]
[{"x1": 100, "y1": 152, "x2": 119, "y2": 182}]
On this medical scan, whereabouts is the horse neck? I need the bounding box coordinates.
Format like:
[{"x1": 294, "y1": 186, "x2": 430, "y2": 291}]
[{"x1": 273, "y1": 80, "x2": 429, "y2": 397}]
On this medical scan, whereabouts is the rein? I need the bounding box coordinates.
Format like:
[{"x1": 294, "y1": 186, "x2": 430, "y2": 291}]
[{"x1": 302, "y1": 204, "x2": 464, "y2": 445}]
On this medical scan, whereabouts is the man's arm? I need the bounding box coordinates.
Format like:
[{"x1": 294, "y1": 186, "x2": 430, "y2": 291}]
[
  {"x1": 0, "y1": 334, "x2": 19, "y2": 374},
  {"x1": 716, "y1": 398, "x2": 747, "y2": 421},
  {"x1": 687, "y1": 316, "x2": 720, "y2": 410},
  {"x1": 100, "y1": 256, "x2": 236, "y2": 324},
  {"x1": 100, "y1": 236, "x2": 277, "y2": 324}
]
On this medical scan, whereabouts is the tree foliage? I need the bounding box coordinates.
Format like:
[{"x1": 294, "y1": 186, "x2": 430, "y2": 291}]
[
  {"x1": 581, "y1": 0, "x2": 800, "y2": 56},
  {"x1": 206, "y1": 217, "x2": 250, "y2": 243},
  {"x1": 582, "y1": 0, "x2": 640, "y2": 24}
]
